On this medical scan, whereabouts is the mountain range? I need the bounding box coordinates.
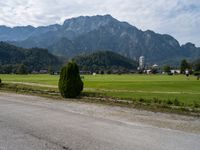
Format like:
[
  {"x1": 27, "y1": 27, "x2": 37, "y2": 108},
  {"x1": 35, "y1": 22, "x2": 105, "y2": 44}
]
[{"x1": 0, "y1": 14, "x2": 200, "y2": 65}]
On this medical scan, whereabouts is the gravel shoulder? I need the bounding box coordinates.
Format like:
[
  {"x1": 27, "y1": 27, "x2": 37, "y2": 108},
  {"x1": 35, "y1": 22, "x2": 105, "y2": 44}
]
[
  {"x1": 0, "y1": 92, "x2": 199, "y2": 150},
  {"x1": 0, "y1": 92, "x2": 199, "y2": 133}
]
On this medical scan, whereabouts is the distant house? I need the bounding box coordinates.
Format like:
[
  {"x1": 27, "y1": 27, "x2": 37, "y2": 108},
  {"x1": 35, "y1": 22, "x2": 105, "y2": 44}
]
[
  {"x1": 171, "y1": 70, "x2": 181, "y2": 74},
  {"x1": 146, "y1": 69, "x2": 151, "y2": 74},
  {"x1": 80, "y1": 71, "x2": 91, "y2": 74},
  {"x1": 32, "y1": 71, "x2": 39, "y2": 74},
  {"x1": 152, "y1": 64, "x2": 159, "y2": 68},
  {"x1": 39, "y1": 70, "x2": 48, "y2": 74}
]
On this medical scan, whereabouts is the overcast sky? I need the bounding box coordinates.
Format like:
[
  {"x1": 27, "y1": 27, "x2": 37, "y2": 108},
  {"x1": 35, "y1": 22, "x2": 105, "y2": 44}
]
[{"x1": 0, "y1": 0, "x2": 199, "y2": 46}]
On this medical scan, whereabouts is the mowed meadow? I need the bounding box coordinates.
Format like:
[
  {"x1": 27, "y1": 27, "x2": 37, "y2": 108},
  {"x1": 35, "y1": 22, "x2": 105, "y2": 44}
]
[{"x1": 1, "y1": 74, "x2": 200, "y2": 107}]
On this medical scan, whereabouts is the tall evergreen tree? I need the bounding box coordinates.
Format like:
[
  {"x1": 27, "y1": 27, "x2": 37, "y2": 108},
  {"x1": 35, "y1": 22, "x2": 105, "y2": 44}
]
[{"x1": 180, "y1": 59, "x2": 190, "y2": 74}]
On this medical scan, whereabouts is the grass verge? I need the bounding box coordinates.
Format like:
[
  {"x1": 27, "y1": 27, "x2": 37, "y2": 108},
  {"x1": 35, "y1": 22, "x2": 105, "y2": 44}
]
[{"x1": 0, "y1": 82, "x2": 199, "y2": 117}]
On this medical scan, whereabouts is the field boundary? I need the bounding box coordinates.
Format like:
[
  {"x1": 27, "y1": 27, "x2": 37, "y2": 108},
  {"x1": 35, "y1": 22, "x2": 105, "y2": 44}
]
[
  {"x1": 0, "y1": 82, "x2": 199, "y2": 117},
  {"x1": 5, "y1": 81, "x2": 58, "y2": 88},
  {"x1": 6, "y1": 81, "x2": 200, "y2": 95}
]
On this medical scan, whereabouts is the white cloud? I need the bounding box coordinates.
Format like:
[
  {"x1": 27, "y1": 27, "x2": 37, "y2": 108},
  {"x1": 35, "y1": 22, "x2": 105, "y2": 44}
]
[{"x1": 0, "y1": 0, "x2": 199, "y2": 46}]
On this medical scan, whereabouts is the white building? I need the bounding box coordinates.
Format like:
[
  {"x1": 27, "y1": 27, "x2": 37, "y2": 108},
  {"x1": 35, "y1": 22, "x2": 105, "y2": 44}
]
[
  {"x1": 152, "y1": 64, "x2": 158, "y2": 68},
  {"x1": 139, "y1": 56, "x2": 145, "y2": 70},
  {"x1": 171, "y1": 70, "x2": 181, "y2": 74}
]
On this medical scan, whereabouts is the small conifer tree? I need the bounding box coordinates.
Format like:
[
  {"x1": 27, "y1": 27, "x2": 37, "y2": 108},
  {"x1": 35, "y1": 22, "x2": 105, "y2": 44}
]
[{"x1": 58, "y1": 62, "x2": 83, "y2": 98}]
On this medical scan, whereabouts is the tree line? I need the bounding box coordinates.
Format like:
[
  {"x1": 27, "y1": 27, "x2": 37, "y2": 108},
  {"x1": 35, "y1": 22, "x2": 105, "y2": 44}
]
[{"x1": 162, "y1": 59, "x2": 200, "y2": 75}]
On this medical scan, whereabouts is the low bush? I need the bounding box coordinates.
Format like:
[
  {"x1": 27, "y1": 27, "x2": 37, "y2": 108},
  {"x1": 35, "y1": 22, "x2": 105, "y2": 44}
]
[
  {"x1": 166, "y1": 100, "x2": 173, "y2": 105},
  {"x1": 168, "y1": 72, "x2": 173, "y2": 76},
  {"x1": 193, "y1": 71, "x2": 200, "y2": 76},
  {"x1": 139, "y1": 98, "x2": 145, "y2": 102},
  {"x1": 173, "y1": 99, "x2": 180, "y2": 106},
  {"x1": 193, "y1": 101, "x2": 200, "y2": 108}
]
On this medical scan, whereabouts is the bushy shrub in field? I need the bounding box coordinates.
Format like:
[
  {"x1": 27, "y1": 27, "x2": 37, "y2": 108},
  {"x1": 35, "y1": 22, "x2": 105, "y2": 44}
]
[
  {"x1": 166, "y1": 100, "x2": 173, "y2": 105},
  {"x1": 193, "y1": 101, "x2": 200, "y2": 108},
  {"x1": 16, "y1": 64, "x2": 28, "y2": 74},
  {"x1": 173, "y1": 99, "x2": 180, "y2": 106},
  {"x1": 193, "y1": 71, "x2": 200, "y2": 76},
  {"x1": 58, "y1": 62, "x2": 83, "y2": 98}
]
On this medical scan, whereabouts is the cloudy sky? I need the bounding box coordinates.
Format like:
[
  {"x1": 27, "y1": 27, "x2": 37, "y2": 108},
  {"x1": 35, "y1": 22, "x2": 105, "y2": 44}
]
[{"x1": 0, "y1": 0, "x2": 199, "y2": 46}]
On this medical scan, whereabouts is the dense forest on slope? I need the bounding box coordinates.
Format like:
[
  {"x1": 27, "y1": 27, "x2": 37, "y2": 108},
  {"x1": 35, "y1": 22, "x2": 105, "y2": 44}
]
[
  {"x1": 0, "y1": 42, "x2": 61, "y2": 73},
  {"x1": 73, "y1": 51, "x2": 138, "y2": 73}
]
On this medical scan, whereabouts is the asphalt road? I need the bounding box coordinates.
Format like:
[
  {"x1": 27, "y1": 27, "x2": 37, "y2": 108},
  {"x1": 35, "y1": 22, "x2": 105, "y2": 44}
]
[{"x1": 0, "y1": 92, "x2": 199, "y2": 150}]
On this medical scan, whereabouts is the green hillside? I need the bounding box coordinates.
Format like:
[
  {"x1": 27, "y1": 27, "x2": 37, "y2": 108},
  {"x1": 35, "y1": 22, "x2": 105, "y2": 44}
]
[
  {"x1": 73, "y1": 51, "x2": 138, "y2": 72},
  {"x1": 0, "y1": 42, "x2": 60, "y2": 73}
]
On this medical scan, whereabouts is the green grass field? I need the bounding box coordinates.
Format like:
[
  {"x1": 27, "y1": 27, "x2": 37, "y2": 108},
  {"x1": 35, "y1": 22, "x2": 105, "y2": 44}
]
[{"x1": 1, "y1": 74, "x2": 200, "y2": 107}]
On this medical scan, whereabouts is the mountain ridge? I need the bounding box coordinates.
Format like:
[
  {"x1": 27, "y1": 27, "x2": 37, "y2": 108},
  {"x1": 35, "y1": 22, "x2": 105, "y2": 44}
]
[{"x1": 0, "y1": 14, "x2": 199, "y2": 65}]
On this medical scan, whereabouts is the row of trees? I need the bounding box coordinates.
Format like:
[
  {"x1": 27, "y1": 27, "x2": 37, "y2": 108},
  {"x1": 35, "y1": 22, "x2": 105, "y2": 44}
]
[
  {"x1": 0, "y1": 64, "x2": 28, "y2": 74},
  {"x1": 163, "y1": 59, "x2": 200, "y2": 74},
  {"x1": 0, "y1": 64, "x2": 59, "y2": 75}
]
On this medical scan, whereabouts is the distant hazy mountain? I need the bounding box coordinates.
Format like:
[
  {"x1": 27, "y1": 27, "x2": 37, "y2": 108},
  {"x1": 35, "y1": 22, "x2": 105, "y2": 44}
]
[
  {"x1": 0, "y1": 24, "x2": 60, "y2": 41},
  {"x1": 73, "y1": 51, "x2": 138, "y2": 71},
  {"x1": 1, "y1": 15, "x2": 200, "y2": 65},
  {"x1": 0, "y1": 42, "x2": 60, "y2": 72}
]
